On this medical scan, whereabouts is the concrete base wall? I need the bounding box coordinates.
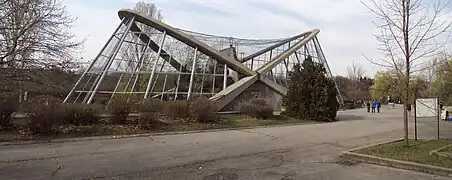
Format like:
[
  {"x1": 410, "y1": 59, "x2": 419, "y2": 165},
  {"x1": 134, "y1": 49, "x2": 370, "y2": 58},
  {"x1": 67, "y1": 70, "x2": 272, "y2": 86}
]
[{"x1": 221, "y1": 82, "x2": 283, "y2": 111}]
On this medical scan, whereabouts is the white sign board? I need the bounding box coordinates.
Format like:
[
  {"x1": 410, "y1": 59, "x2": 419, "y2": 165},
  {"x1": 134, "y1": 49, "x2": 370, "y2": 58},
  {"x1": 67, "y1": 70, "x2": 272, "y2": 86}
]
[{"x1": 415, "y1": 98, "x2": 438, "y2": 117}]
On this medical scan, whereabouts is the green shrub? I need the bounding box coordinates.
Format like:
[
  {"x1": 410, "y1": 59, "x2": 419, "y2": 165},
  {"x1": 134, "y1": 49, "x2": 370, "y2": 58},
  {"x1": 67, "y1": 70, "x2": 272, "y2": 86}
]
[
  {"x1": 188, "y1": 97, "x2": 218, "y2": 123},
  {"x1": 162, "y1": 100, "x2": 189, "y2": 119},
  {"x1": 59, "y1": 104, "x2": 100, "y2": 126},
  {"x1": 26, "y1": 105, "x2": 63, "y2": 135},
  {"x1": 240, "y1": 98, "x2": 274, "y2": 119}
]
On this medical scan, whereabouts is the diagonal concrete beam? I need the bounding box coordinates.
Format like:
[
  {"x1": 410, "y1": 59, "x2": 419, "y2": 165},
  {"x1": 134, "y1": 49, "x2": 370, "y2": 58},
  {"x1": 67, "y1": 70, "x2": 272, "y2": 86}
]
[
  {"x1": 240, "y1": 33, "x2": 309, "y2": 63},
  {"x1": 119, "y1": 9, "x2": 256, "y2": 76},
  {"x1": 209, "y1": 75, "x2": 258, "y2": 110},
  {"x1": 210, "y1": 74, "x2": 286, "y2": 110},
  {"x1": 256, "y1": 29, "x2": 320, "y2": 74},
  {"x1": 259, "y1": 74, "x2": 287, "y2": 95},
  {"x1": 129, "y1": 22, "x2": 190, "y2": 73}
]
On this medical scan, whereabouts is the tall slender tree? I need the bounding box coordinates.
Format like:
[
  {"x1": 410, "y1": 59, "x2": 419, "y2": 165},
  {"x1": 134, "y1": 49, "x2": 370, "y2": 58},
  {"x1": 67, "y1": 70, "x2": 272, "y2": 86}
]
[{"x1": 362, "y1": 0, "x2": 452, "y2": 145}]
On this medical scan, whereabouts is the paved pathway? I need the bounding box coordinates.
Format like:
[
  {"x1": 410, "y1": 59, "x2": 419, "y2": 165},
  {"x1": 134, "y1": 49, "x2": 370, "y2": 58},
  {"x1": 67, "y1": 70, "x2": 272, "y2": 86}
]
[{"x1": 0, "y1": 107, "x2": 449, "y2": 180}]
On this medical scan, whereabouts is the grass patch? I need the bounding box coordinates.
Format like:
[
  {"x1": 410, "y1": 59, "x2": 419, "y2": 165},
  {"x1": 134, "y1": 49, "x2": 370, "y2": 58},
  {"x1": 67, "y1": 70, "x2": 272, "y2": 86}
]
[
  {"x1": 355, "y1": 139, "x2": 452, "y2": 168},
  {"x1": 219, "y1": 114, "x2": 316, "y2": 127},
  {"x1": 1, "y1": 114, "x2": 313, "y2": 143}
]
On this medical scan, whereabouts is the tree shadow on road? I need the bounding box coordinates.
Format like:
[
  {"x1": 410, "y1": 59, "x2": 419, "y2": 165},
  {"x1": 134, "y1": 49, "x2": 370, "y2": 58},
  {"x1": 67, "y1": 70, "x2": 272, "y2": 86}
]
[{"x1": 336, "y1": 114, "x2": 364, "y2": 121}]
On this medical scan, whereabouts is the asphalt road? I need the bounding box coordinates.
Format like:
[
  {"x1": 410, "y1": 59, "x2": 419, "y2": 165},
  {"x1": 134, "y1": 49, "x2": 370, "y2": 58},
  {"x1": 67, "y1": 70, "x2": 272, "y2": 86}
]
[{"x1": 0, "y1": 107, "x2": 450, "y2": 180}]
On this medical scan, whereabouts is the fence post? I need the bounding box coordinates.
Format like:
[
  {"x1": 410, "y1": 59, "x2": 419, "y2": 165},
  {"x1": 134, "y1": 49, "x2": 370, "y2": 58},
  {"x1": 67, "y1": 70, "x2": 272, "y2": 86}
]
[
  {"x1": 414, "y1": 95, "x2": 417, "y2": 140},
  {"x1": 437, "y1": 96, "x2": 440, "y2": 140}
]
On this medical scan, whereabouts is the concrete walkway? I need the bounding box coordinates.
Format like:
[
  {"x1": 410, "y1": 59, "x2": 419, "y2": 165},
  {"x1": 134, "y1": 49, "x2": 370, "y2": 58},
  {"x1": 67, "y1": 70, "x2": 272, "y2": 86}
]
[{"x1": 0, "y1": 108, "x2": 449, "y2": 180}]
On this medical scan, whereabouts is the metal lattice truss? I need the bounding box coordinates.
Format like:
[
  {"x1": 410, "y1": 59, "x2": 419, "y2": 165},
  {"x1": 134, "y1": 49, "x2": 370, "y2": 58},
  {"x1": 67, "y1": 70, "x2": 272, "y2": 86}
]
[{"x1": 63, "y1": 9, "x2": 344, "y2": 111}]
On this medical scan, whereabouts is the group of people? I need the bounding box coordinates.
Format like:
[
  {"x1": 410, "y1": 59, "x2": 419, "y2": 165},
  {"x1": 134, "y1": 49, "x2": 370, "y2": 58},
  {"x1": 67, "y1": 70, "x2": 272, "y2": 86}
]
[{"x1": 366, "y1": 100, "x2": 382, "y2": 113}]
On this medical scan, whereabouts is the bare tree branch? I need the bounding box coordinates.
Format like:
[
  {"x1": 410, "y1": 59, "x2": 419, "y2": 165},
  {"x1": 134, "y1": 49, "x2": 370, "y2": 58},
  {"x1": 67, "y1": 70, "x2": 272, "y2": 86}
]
[
  {"x1": 0, "y1": 0, "x2": 84, "y2": 95},
  {"x1": 0, "y1": 0, "x2": 84, "y2": 69}
]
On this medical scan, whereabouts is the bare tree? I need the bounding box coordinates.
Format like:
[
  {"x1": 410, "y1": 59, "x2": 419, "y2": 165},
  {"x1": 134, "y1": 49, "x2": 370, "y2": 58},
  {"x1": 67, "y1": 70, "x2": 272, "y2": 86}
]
[
  {"x1": 119, "y1": 1, "x2": 163, "y2": 70},
  {"x1": 0, "y1": 0, "x2": 83, "y2": 69},
  {"x1": 362, "y1": 0, "x2": 452, "y2": 145},
  {"x1": 134, "y1": 1, "x2": 163, "y2": 25},
  {"x1": 0, "y1": 0, "x2": 83, "y2": 96},
  {"x1": 127, "y1": 2, "x2": 162, "y2": 58},
  {"x1": 346, "y1": 60, "x2": 366, "y2": 102}
]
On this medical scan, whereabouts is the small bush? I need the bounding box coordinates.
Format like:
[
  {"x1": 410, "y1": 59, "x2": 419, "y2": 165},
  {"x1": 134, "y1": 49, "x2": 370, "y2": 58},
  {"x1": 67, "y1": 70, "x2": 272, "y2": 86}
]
[
  {"x1": 135, "y1": 99, "x2": 164, "y2": 113},
  {"x1": 109, "y1": 99, "x2": 132, "y2": 125},
  {"x1": 240, "y1": 98, "x2": 274, "y2": 119},
  {"x1": 189, "y1": 97, "x2": 218, "y2": 123},
  {"x1": 136, "y1": 112, "x2": 157, "y2": 130},
  {"x1": 0, "y1": 98, "x2": 17, "y2": 130},
  {"x1": 26, "y1": 105, "x2": 63, "y2": 135},
  {"x1": 162, "y1": 100, "x2": 189, "y2": 119},
  {"x1": 60, "y1": 104, "x2": 100, "y2": 126}
]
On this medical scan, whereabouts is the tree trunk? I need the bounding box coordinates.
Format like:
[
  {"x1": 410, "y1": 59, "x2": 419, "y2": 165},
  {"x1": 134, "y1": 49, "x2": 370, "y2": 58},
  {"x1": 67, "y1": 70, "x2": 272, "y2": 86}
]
[
  {"x1": 403, "y1": 76, "x2": 410, "y2": 145},
  {"x1": 402, "y1": 0, "x2": 410, "y2": 146}
]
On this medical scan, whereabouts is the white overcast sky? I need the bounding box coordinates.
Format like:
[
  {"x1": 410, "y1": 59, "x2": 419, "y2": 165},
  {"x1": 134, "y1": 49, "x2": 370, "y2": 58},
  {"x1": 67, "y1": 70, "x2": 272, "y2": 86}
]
[{"x1": 63, "y1": 0, "x2": 452, "y2": 77}]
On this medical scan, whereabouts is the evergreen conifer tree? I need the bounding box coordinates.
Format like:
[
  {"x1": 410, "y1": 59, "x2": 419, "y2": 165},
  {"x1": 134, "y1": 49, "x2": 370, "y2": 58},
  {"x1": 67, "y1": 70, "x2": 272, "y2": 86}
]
[{"x1": 282, "y1": 57, "x2": 338, "y2": 122}]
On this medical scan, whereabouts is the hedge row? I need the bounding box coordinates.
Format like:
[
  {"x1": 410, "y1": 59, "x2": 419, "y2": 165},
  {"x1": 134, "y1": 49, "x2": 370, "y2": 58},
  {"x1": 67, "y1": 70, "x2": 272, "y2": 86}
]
[
  {"x1": 239, "y1": 98, "x2": 274, "y2": 119},
  {"x1": 1, "y1": 96, "x2": 276, "y2": 135},
  {"x1": 0, "y1": 97, "x2": 219, "y2": 135}
]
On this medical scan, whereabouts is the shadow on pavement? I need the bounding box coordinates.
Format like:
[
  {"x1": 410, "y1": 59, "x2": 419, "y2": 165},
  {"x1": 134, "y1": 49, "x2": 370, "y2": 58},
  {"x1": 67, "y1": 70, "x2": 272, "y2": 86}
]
[{"x1": 336, "y1": 114, "x2": 364, "y2": 121}]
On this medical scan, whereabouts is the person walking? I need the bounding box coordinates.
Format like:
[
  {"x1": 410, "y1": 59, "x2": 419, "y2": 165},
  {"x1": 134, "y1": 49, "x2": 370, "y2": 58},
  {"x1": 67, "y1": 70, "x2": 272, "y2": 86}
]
[
  {"x1": 366, "y1": 101, "x2": 371, "y2": 113},
  {"x1": 377, "y1": 101, "x2": 381, "y2": 113},
  {"x1": 371, "y1": 100, "x2": 377, "y2": 113}
]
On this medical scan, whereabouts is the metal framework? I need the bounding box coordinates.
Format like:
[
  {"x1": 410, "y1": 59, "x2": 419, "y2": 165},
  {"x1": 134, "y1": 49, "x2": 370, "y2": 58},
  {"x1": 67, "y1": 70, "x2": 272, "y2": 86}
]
[{"x1": 63, "y1": 9, "x2": 344, "y2": 111}]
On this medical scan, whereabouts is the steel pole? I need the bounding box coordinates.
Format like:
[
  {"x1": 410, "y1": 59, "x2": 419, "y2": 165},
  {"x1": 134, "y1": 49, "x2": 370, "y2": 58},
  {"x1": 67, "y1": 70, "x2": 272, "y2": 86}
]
[
  {"x1": 144, "y1": 31, "x2": 167, "y2": 99},
  {"x1": 87, "y1": 17, "x2": 135, "y2": 104},
  {"x1": 63, "y1": 17, "x2": 127, "y2": 103},
  {"x1": 187, "y1": 47, "x2": 199, "y2": 100}
]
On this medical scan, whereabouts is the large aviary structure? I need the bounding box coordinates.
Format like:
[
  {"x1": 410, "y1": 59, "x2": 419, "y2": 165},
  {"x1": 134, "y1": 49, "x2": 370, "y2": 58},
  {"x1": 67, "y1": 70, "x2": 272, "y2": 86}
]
[{"x1": 64, "y1": 9, "x2": 344, "y2": 111}]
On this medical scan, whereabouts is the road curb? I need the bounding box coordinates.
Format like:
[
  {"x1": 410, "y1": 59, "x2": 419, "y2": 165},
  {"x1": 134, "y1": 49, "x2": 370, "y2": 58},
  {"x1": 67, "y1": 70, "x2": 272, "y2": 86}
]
[
  {"x1": 0, "y1": 122, "x2": 311, "y2": 146},
  {"x1": 430, "y1": 144, "x2": 452, "y2": 157},
  {"x1": 340, "y1": 138, "x2": 452, "y2": 177}
]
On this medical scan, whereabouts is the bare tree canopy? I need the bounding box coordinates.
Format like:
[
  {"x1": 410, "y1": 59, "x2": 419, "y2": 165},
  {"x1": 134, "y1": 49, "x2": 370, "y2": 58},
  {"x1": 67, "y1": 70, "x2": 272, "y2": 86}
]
[
  {"x1": 363, "y1": 0, "x2": 452, "y2": 73},
  {"x1": 134, "y1": 1, "x2": 163, "y2": 21},
  {"x1": 346, "y1": 61, "x2": 367, "y2": 101},
  {"x1": 121, "y1": 1, "x2": 163, "y2": 69},
  {"x1": 0, "y1": 0, "x2": 83, "y2": 70},
  {"x1": 362, "y1": 0, "x2": 452, "y2": 145}
]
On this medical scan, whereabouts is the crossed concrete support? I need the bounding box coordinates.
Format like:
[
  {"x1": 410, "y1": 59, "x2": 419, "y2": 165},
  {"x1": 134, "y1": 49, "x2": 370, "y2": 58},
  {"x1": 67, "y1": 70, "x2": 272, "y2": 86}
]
[{"x1": 210, "y1": 29, "x2": 321, "y2": 110}]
